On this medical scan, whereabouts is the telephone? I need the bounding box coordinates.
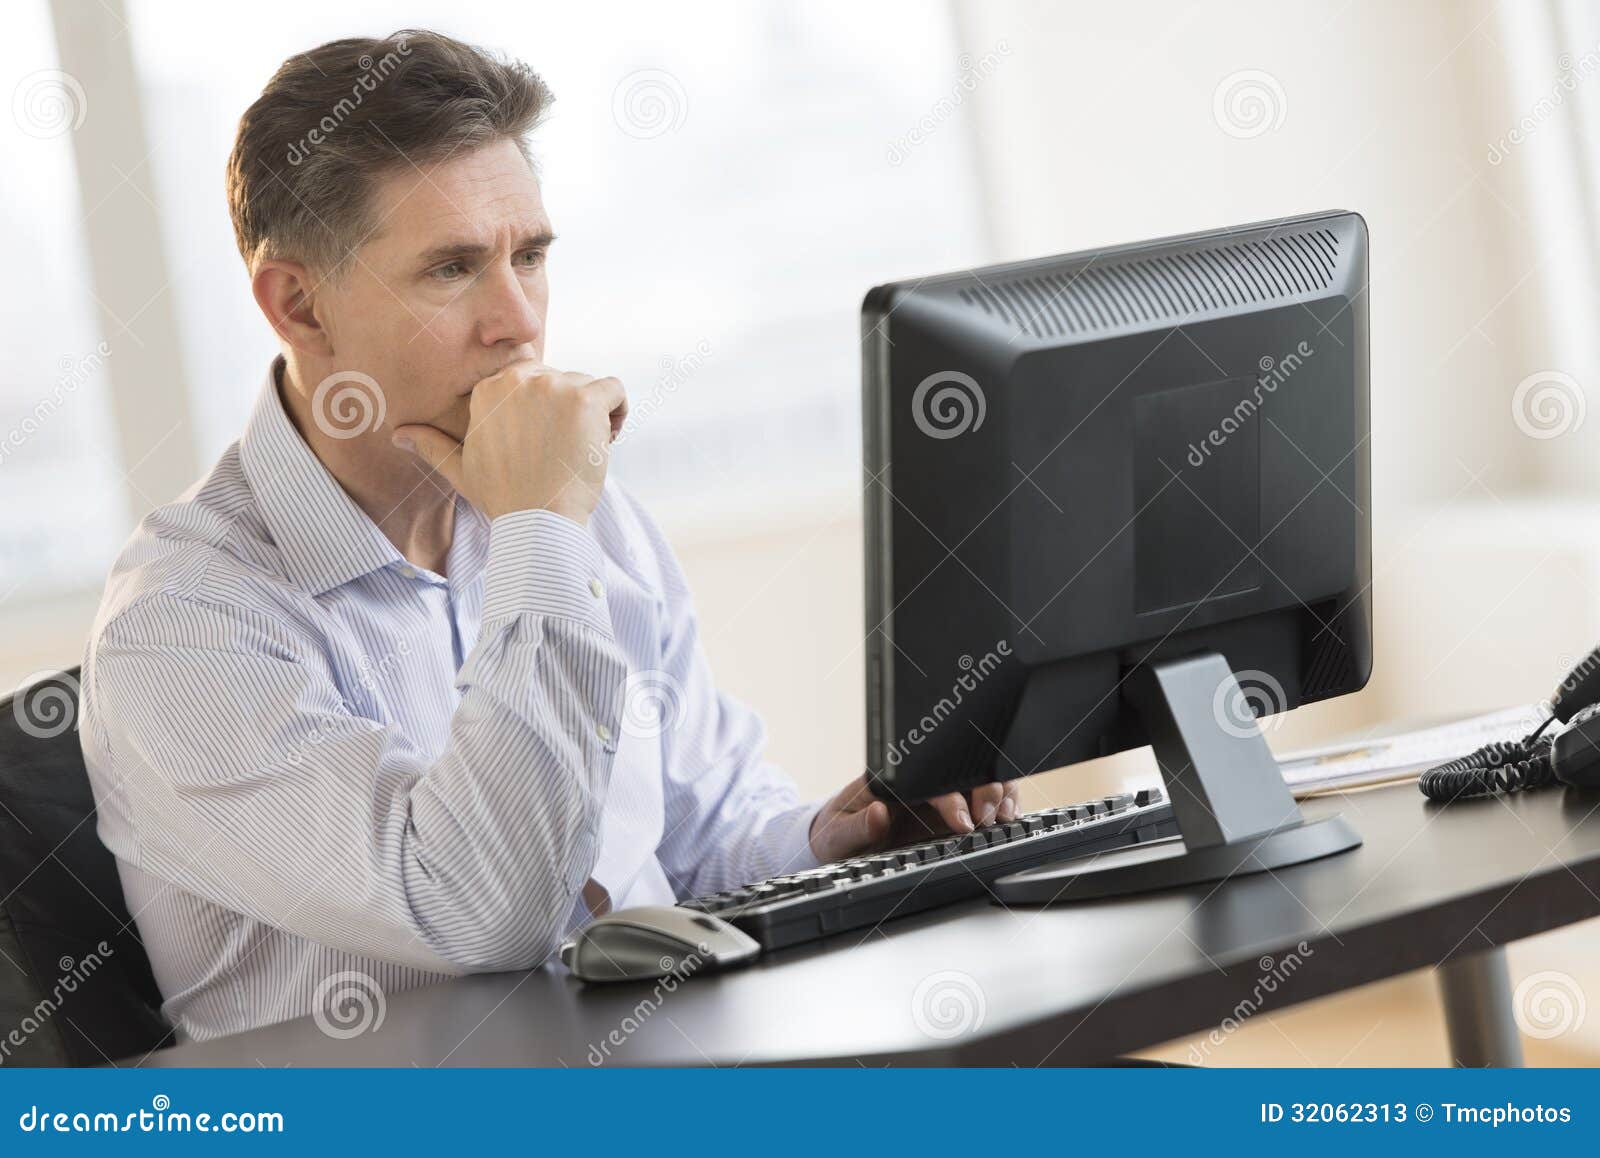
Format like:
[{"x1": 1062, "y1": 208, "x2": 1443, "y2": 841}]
[{"x1": 1418, "y1": 647, "x2": 1600, "y2": 801}]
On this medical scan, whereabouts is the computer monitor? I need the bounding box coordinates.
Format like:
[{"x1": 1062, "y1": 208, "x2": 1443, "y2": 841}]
[{"x1": 860, "y1": 209, "x2": 1369, "y2": 901}]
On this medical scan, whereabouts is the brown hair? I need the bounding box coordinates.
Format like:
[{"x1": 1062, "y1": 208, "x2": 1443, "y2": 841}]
[{"x1": 226, "y1": 29, "x2": 553, "y2": 278}]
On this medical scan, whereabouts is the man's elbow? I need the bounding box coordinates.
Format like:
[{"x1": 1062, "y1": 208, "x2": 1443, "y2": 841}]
[{"x1": 422, "y1": 886, "x2": 577, "y2": 973}]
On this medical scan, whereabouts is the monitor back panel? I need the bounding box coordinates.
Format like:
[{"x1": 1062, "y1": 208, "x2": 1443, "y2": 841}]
[{"x1": 862, "y1": 211, "x2": 1371, "y2": 800}]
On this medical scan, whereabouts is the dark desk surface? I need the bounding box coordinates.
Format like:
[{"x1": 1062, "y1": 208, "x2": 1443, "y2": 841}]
[{"x1": 139, "y1": 780, "x2": 1600, "y2": 1067}]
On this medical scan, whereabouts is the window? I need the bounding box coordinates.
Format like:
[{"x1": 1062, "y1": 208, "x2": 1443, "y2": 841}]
[
  {"x1": 0, "y1": 0, "x2": 993, "y2": 623},
  {"x1": 125, "y1": 0, "x2": 992, "y2": 522},
  {"x1": 0, "y1": 1, "x2": 127, "y2": 600}
]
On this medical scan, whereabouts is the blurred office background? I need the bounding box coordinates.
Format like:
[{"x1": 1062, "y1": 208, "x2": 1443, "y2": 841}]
[{"x1": 5, "y1": 0, "x2": 1600, "y2": 1063}]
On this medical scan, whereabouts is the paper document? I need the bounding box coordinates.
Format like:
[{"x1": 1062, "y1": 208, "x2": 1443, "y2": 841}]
[{"x1": 1275, "y1": 703, "x2": 1548, "y2": 796}]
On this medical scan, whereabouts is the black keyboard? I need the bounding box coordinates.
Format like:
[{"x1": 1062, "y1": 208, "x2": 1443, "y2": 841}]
[{"x1": 680, "y1": 788, "x2": 1179, "y2": 951}]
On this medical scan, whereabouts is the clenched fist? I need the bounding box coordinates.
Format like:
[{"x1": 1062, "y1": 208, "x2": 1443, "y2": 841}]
[{"x1": 393, "y1": 361, "x2": 627, "y2": 525}]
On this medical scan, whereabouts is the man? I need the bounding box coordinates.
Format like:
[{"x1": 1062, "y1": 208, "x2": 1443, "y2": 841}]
[{"x1": 79, "y1": 30, "x2": 1019, "y2": 1043}]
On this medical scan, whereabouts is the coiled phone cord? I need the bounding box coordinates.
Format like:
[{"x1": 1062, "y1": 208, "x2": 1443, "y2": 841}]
[{"x1": 1417, "y1": 715, "x2": 1558, "y2": 802}]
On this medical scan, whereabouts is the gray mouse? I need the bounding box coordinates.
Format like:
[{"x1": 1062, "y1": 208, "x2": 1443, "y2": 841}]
[{"x1": 559, "y1": 905, "x2": 761, "y2": 983}]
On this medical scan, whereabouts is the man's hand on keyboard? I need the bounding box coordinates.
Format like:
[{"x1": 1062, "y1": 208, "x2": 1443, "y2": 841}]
[{"x1": 807, "y1": 773, "x2": 1022, "y2": 864}]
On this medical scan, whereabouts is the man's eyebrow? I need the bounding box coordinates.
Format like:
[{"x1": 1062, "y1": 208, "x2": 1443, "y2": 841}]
[{"x1": 416, "y1": 231, "x2": 557, "y2": 267}]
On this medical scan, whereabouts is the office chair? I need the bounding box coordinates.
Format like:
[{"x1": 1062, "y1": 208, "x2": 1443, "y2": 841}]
[{"x1": 0, "y1": 667, "x2": 173, "y2": 1065}]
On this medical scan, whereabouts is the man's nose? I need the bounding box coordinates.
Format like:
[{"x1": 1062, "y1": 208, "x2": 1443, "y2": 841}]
[{"x1": 476, "y1": 262, "x2": 543, "y2": 348}]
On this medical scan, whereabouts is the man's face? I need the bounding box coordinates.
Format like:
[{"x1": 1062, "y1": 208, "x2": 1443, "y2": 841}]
[{"x1": 318, "y1": 137, "x2": 553, "y2": 443}]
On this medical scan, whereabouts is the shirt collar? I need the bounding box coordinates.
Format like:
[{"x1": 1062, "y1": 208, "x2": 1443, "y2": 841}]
[{"x1": 240, "y1": 357, "x2": 490, "y2": 597}]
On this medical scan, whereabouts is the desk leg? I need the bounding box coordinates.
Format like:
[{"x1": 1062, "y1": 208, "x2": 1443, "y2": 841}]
[{"x1": 1437, "y1": 947, "x2": 1524, "y2": 1067}]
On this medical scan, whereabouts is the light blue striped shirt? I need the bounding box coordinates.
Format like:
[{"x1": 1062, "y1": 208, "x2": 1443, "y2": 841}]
[{"x1": 79, "y1": 358, "x2": 822, "y2": 1043}]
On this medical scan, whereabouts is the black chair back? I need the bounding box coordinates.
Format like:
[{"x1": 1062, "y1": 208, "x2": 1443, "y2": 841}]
[{"x1": 0, "y1": 668, "x2": 173, "y2": 1065}]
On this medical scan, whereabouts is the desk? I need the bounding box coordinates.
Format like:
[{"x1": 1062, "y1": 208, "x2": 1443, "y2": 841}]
[{"x1": 135, "y1": 780, "x2": 1600, "y2": 1067}]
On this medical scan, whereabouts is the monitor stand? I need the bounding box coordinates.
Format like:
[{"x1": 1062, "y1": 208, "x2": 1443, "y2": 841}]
[{"x1": 993, "y1": 651, "x2": 1361, "y2": 905}]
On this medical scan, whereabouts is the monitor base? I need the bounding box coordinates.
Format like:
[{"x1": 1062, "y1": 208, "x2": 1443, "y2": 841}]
[
  {"x1": 993, "y1": 813, "x2": 1360, "y2": 904},
  {"x1": 994, "y1": 651, "x2": 1362, "y2": 905}
]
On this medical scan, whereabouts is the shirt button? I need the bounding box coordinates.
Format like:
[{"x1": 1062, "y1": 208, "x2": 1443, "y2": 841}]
[
  {"x1": 397, "y1": 565, "x2": 419, "y2": 580},
  {"x1": 597, "y1": 723, "x2": 613, "y2": 743},
  {"x1": 589, "y1": 578, "x2": 604, "y2": 599}
]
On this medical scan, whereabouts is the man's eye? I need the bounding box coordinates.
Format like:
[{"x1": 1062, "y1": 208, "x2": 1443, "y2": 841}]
[
  {"x1": 517, "y1": 248, "x2": 548, "y2": 269},
  {"x1": 431, "y1": 261, "x2": 468, "y2": 281}
]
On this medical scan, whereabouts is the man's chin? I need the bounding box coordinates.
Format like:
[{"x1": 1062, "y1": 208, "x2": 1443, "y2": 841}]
[{"x1": 431, "y1": 401, "x2": 471, "y2": 443}]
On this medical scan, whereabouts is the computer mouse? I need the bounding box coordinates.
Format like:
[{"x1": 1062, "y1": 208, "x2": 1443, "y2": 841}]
[{"x1": 559, "y1": 905, "x2": 760, "y2": 983}]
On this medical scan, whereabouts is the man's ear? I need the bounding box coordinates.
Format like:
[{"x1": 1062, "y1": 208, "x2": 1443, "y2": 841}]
[{"x1": 252, "y1": 258, "x2": 334, "y2": 358}]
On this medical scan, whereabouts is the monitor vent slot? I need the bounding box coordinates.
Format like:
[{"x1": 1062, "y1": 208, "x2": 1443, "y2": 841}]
[
  {"x1": 958, "y1": 228, "x2": 1341, "y2": 339},
  {"x1": 1301, "y1": 607, "x2": 1358, "y2": 702}
]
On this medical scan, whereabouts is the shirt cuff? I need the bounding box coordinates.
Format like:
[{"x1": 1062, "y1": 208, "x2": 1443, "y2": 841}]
[
  {"x1": 761, "y1": 799, "x2": 826, "y2": 876},
  {"x1": 483, "y1": 509, "x2": 614, "y2": 634}
]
